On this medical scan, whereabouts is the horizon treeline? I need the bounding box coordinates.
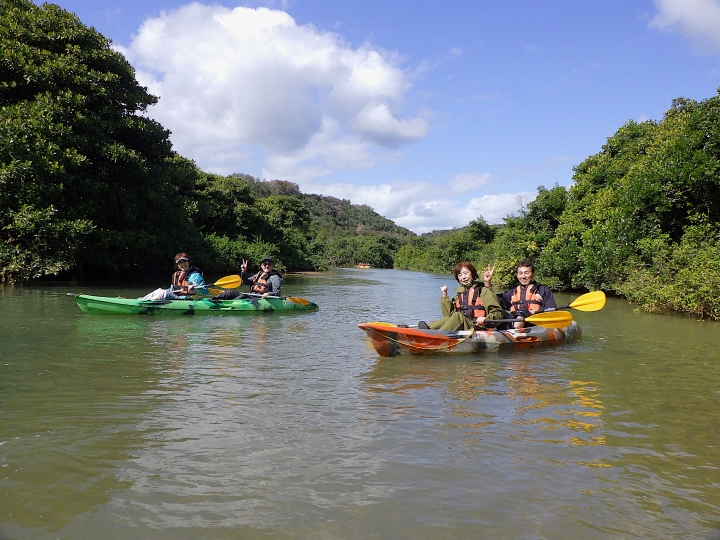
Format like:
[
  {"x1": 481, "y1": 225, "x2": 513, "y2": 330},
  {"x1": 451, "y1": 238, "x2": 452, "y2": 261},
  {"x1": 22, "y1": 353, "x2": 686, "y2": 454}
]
[{"x1": 3, "y1": 0, "x2": 720, "y2": 319}]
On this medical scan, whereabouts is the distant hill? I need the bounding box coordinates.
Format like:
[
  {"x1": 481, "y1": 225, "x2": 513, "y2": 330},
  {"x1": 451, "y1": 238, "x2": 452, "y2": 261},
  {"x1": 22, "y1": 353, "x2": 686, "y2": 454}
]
[
  {"x1": 233, "y1": 176, "x2": 415, "y2": 239},
  {"x1": 421, "y1": 229, "x2": 455, "y2": 238},
  {"x1": 302, "y1": 194, "x2": 415, "y2": 239}
]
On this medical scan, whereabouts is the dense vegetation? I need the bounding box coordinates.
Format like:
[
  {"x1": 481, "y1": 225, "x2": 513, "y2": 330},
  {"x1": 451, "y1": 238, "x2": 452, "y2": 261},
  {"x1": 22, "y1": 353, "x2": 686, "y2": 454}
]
[
  {"x1": 397, "y1": 94, "x2": 720, "y2": 319},
  {"x1": 3, "y1": 0, "x2": 720, "y2": 319},
  {"x1": 0, "y1": 0, "x2": 410, "y2": 281}
]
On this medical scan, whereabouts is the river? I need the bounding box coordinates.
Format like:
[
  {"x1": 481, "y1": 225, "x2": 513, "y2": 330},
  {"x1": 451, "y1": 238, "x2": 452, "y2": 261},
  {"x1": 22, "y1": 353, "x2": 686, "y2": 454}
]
[{"x1": 1, "y1": 268, "x2": 719, "y2": 539}]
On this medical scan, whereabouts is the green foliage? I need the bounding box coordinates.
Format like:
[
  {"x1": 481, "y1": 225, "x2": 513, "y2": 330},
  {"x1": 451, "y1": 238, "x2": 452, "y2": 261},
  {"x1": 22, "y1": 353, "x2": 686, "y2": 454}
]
[
  {"x1": 324, "y1": 234, "x2": 399, "y2": 268},
  {"x1": 393, "y1": 218, "x2": 497, "y2": 275},
  {"x1": 0, "y1": 0, "x2": 201, "y2": 281},
  {"x1": 530, "y1": 91, "x2": 720, "y2": 317},
  {"x1": 190, "y1": 173, "x2": 263, "y2": 238},
  {"x1": 201, "y1": 234, "x2": 279, "y2": 273},
  {"x1": 256, "y1": 195, "x2": 312, "y2": 231},
  {"x1": 619, "y1": 220, "x2": 720, "y2": 319},
  {"x1": 0, "y1": 204, "x2": 92, "y2": 281}
]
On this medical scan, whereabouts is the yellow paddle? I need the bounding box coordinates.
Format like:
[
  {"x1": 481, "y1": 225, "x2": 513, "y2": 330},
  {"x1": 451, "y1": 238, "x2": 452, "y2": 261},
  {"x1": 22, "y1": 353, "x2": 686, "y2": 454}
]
[
  {"x1": 238, "y1": 292, "x2": 310, "y2": 306},
  {"x1": 206, "y1": 275, "x2": 243, "y2": 295},
  {"x1": 170, "y1": 275, "x2": 241, "y2": 295},
  {"x1": 498, "y1": 310, "x2": 574, "y2": 328},
  {"x1": 212, "y1": 275, "x2": 242, "y2": 289},
  {"x1": 208, "y1": 276, "x2": 310, "y2": 306},
  {"x1": 557, "y1": 290, "x2": 606, "y2": 311}
]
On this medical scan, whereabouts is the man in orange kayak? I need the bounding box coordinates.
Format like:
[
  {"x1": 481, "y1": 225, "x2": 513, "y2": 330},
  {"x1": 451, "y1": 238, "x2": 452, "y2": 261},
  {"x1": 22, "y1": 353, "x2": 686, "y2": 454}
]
[{"x1": 486, "y1": 260, "x2": 557, "y2": 328}]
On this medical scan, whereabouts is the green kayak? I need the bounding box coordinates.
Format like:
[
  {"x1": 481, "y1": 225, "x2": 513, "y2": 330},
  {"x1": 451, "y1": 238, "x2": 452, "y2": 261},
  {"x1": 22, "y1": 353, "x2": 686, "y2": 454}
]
[{"x1": 71, "y1": 293, "x2": 318, "y2": 315}]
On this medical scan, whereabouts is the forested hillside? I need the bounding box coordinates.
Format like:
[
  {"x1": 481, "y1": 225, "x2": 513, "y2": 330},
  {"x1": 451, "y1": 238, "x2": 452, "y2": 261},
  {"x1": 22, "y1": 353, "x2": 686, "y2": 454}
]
[{"x1": 396, "y1": 93, "x2": 720, "y2": 319}]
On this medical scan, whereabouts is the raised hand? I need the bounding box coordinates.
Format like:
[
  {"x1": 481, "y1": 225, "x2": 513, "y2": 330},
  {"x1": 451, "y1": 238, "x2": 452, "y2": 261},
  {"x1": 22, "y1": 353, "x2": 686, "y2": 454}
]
[{"x1": 484, "y1": 264, "x2": 495, "y2": 287}]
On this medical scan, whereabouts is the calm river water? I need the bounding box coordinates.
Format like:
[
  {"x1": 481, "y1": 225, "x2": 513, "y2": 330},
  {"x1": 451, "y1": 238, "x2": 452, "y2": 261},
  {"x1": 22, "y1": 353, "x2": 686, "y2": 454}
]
[{"x1": 1, "y1": 268, "x2": 719, "y2": 539}]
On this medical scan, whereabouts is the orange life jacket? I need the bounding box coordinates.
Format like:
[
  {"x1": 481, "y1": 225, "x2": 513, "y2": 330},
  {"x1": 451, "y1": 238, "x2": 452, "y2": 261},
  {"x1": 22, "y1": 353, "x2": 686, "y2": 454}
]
[
  {"x1": 455, "y1": 286, "x2": 486, "y2": 321},
  {"x1": 171, "y1": 268, "x2": 201, "y2": 296},
  {"x1": 250, "y1": 270, "x2": 281, "y2": 294},
  {"x1": 509, "y1": 284, "x2": 542, "y2": 315}
]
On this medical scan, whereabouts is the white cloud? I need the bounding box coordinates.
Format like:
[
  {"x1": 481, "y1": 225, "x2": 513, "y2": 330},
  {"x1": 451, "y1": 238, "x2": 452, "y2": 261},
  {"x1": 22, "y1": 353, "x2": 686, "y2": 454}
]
[
  {"x1": 262, "y1": 118, "x2": 401, "y2": 182},
  {"x1": 651, "y1": 0, "x2": 720, "y2": 54},
  {"x1": 448, "y1": 173, "x2": 495, "y2": 194},
  {"x1": 118, "y1": 3, "x2": 427, "y2": 177},
  {"x1": 301, "y1": 178, "x2": 535, "y2": 234}
]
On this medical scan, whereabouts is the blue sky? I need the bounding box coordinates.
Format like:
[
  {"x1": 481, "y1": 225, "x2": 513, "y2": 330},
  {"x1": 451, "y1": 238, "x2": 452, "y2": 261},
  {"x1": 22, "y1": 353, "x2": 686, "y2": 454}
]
[{"x1": 39, "y1": 0, "x2": 720, "y2": 232}]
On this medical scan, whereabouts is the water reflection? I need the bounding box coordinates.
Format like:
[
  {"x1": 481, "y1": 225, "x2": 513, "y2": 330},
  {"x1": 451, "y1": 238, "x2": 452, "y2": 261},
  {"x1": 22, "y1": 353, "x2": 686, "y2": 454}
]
[{"x1": 365, "y1": 351, "x2": 608, "y2": 464}]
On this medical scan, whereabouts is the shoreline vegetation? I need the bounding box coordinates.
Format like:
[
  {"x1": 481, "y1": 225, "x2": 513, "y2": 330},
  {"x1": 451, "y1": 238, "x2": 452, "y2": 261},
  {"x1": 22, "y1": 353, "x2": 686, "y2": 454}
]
[{"x1": 2, "y1": 1, "x2": 720, "y2": 320}]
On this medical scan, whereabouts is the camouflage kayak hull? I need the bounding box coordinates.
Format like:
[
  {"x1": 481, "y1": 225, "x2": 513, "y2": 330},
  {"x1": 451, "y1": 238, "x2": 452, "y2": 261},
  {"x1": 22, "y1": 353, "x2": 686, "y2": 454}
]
[
  {"x1": 358, "y1": 321, "x2": 581, "y2": 357},
  {"x1": 73, "y1": 294, "x2": 318, "y2": 315}
]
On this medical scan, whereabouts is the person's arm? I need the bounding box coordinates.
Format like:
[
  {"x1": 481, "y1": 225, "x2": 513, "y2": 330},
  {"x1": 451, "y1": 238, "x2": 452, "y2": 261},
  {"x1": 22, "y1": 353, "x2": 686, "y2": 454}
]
[
  {"x1": 439, "y1": 285, "x2": 454, "y2": 317},
  {"x1": 483, "y1": 264, "x2": 495, "y2": 288},
  {"x1": 188, "y1": 271, "x2": 208, "y2": 294},
  {"x1": 266, "y1": 274, "x2": 282, "y2": 296},
  {"x1": 480, "y1": 287, "x2": 503, "y2": 321},
  {"x1": 239, "y1": 259, "x2": 254, "y2": 286},
  {"x1": 440, "y1": 295, "x2": 454, "y2": 317},
  {"x1": 538, "y1": 285, "x2": 556, "y2": 311}
]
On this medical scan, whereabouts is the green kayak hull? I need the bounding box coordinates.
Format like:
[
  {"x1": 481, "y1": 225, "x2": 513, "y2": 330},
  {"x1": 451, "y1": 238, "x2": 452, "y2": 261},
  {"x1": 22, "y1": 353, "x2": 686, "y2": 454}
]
[{"x1": 73, "y1": 294, "x2": 318, "y2": 315}]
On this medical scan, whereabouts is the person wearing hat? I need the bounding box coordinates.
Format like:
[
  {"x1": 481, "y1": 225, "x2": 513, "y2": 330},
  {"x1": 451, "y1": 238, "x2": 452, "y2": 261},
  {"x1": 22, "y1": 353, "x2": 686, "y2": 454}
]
[
  {"x1": 240, "y1": 256, "x2": 282, "y2": 297},
  {"x1": 170, "y1": 252, "x2": 208, "y2": 298},
  {"x1": 140, "y1": 252, "x2": 208, "y2": 300}
]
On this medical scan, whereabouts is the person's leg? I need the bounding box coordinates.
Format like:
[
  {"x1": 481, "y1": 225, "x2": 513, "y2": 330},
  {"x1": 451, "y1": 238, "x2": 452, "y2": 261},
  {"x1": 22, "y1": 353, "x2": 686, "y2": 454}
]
[
  {"x1": 427, "y1": 312, "x2": 472, "y2": 331},
  {"x1": 140, "y1": 288, "x2": 176, "y2": 300}
]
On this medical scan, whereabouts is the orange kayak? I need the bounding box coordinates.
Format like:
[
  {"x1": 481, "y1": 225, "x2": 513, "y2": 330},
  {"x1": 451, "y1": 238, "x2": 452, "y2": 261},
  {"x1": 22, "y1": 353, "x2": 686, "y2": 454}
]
[{"x1": 358, "y1": 321, "x2": 581, "y2": 357}]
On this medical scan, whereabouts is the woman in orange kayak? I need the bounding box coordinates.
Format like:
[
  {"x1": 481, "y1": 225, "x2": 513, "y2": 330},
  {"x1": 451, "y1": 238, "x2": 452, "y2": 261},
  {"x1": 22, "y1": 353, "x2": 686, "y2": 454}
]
[{"x1": 418, "y1": 261, "x2": 503, "y2": 331}]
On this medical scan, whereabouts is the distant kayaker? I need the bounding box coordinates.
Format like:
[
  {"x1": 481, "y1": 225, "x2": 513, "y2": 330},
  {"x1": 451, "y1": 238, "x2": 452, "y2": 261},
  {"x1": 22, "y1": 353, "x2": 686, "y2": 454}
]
[
  {"x1": 486, "y1": 259, "x2": 556, "y2": 328},
  {"x1": 240, "y1": 256, "x2": 282, "y2": 297},
  {"x1": 140, "y1": 252, "x2": 208, "y2": 300},
  {"x1": 417, "y1": 261, "x2": 503, "y2": 331}
]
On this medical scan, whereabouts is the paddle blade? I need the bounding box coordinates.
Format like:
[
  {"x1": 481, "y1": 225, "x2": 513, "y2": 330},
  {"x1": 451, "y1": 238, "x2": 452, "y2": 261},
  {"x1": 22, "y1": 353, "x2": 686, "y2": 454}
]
[
  {"x1": 213, "y1": 275, "x2": 241, "y2": 289},
  {"x1": 568, "y1": 290, "x2": 606, "y2": 312},
  {"x1": 286, "y1": 296, "x2": 310, "y2": 306},
  {"x1": 525, "y1": 311, "x2": 573, "y2": 328}
]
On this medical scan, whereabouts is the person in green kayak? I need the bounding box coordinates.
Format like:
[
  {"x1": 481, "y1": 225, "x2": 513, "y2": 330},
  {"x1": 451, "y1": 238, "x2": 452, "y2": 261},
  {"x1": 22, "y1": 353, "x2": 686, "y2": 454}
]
[
  {"x1": 418, "y1": 261, "x2": 503, "y2": 331},
  {"x1": 209, "y1": 256, "x2": 283, "y2": 301},
  {"x1": 141, "y1": 252, "x2": 208, "y2": 300},
  {"x1": 240, "y1": 256, "x2": 282, "y2": 297}
]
